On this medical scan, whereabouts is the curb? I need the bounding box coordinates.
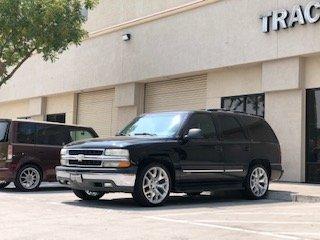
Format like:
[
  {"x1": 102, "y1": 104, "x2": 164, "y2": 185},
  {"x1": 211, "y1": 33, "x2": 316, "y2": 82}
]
[{"x1": 268, "y1": 190, "x2": 320, "y2": 203}]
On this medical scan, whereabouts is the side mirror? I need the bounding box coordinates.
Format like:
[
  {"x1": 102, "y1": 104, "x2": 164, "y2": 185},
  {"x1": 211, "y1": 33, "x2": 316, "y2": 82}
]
[{"x1": 185, "y1": 128, "x2": 203, "y2": 140}]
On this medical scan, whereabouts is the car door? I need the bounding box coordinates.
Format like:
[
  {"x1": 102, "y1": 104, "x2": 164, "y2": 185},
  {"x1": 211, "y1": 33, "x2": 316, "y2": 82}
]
[
  {"x1": 179, "y1": 113, "x2": 224, "y2": 183},
  {"x1": 34, "y1": 124, "x2": 71, "y2": 181},
  {"x1": 215, "y1": 114, "x2": 249, "y2": 181}
]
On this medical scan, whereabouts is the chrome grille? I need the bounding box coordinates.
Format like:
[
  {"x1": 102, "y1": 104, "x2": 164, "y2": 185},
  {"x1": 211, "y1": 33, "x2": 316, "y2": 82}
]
[
  {"x1": 68, "y1": 149, "x2": 104, "y2": 156},
  {"x1": 68, "y1": 160, "x2": 102, "y2": 166}
]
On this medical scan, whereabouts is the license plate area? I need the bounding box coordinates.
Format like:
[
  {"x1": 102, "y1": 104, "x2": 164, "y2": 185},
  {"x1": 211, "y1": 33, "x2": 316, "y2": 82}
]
[{"x1": 70, "y1": 174, "x2": 83, "y2": 183}]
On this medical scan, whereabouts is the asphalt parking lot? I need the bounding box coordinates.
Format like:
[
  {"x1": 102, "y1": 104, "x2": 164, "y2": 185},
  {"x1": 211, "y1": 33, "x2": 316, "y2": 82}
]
[{"x1": 1, "y1": 184, "x2": 320, "y2": 240}]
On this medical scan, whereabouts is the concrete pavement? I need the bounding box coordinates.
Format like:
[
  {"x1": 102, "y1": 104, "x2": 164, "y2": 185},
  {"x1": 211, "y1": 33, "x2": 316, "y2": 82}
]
[
  {"x1": 0, "y1": 183, "x2": 320, "y2": 240},
  {"x1": 269, "y1": 182, "x2": 320, "y2": 203}
]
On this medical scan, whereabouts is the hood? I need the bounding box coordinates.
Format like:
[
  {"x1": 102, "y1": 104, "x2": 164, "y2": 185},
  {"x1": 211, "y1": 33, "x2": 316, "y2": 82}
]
[{"x1": 65, "y1": 136, "x2": 170, "y2": 149}]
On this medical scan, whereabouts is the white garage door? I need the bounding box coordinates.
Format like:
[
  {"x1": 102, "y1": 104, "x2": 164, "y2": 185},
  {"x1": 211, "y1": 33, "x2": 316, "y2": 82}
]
[
  {"x1": 77, "y1": 89, "x2": 116, "y2": 138},
  {"x1": 145, "y1": 75, "x2": 207, "y2": 113}
]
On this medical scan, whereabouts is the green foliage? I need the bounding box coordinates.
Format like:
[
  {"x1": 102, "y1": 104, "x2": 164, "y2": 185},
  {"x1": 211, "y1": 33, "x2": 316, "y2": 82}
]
[{"x1": 0, "y1": 0, "x2": 98, "y2": 87}]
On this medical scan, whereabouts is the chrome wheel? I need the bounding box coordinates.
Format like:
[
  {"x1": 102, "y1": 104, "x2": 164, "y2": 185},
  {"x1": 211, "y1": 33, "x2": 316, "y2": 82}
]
[
  {"x1": 19, "y1": 167, "x2": 41, "y2": 190},
  {"x1": 143, "y1": 167, "x2": 170, "y2": 204},
  {"x1": 250, "y1": 167, "x2": 269, "y2": 197}
]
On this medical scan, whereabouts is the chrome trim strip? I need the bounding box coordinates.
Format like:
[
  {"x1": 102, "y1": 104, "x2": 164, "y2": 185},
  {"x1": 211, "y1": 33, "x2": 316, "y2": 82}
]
[
  {"x1": 225, "y1": 169, "x2": 244, "y2": 173},
  {"x1": 183, "y1": 169, "x2": 244, "y2": 173},
  {"x1": 183, "y1": 170, "x2": 224, "y2": 173}
]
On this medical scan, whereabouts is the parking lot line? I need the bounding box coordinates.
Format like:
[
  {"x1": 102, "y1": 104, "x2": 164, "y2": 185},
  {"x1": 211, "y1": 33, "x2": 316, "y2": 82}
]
[
  {"x1": 146, "y1": 216, "x2": 302, "y2": 240},
  {"x1": 196, "y1": 220, "x2": 320, "y2": 225}
]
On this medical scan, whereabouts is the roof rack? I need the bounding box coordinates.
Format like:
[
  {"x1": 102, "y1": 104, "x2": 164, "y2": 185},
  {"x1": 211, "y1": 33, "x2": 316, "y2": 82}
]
[{"x1": 204, "y1": 108, "x2": 263, "y2": 117}]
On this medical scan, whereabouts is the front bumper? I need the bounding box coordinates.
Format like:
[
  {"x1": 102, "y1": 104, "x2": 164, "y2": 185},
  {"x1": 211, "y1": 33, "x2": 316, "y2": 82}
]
[{"x1": 56, "y1": 166, "x2": 137, "y2": 193}]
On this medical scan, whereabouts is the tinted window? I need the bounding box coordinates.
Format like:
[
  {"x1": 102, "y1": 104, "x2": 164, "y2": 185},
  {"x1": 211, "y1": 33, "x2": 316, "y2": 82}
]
[
  {"x1": 222, "y1": 94, "x2": 265, "y2": 117},
  {"x1": 185, "y1": 114, "x2": 216, "y2": 139},
  {"x1": 17, "y1": 123, "x2": 36, "y2": 144},
  {"x1": 219, "y1": 115, "x2": 246, "y2": 141},
  {"x1": 46, "y1": 113, "x2": 66, "y2": 123},
  {"x1": 36, "y1": 124, "x2": 71, "y2": 146},
  {"x1": 69, "y1": 127, "x2": 95, "y2": 142},
  {"x1": 242, "y1": 118, "x2": 278, "y2": 143},
  {"x1": 0, "y1": 122, "x2": 9, "y2": 142}
]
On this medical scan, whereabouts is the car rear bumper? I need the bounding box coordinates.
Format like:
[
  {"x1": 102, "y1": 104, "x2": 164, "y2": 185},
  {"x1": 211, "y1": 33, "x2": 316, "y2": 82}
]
[
  {"x1": 55, "y1": 166, "x2": 137, "y2": 193},
  {"x1": 0, "y1": 167, "x2": 13, "y2": 182},
  {"x1": 270, "y1": 164, "x2": 284, "y2": 181}
]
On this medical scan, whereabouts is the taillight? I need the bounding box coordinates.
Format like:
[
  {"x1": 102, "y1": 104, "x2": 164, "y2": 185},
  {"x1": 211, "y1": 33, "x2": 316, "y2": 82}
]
[{"x1": 7, "y1": 145, "x2": 13, "y2": 162}]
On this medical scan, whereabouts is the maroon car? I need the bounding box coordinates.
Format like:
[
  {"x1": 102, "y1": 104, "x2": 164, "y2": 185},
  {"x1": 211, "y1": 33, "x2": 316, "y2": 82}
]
[{"x1": 0, "y1": 119, "x2": 98, "y2": 191}]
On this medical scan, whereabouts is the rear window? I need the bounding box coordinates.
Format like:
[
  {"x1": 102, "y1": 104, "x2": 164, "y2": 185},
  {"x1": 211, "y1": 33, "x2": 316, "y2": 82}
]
[
  {"x1": 218, "y1": 115, "x2": 246, "y2": 141},
  {"x1": 0, "y1": 121, "x2": 9, "y2": 142},
  {"x1": 35, "y1": 124, "x2": 96, "y2": 146},
  {"x1": 36, "y1": 124, "x2": 71, "y2": 146},
  {"x1": 17, "y1": 122, "x2": 36, "y2": 144},
  {"x1": 241, "y1": 117, "x2": 278, "y2": 143}
]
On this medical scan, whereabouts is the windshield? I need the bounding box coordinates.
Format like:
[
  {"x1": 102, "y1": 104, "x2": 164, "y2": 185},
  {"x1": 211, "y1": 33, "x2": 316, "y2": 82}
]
[
  {"x1": 119, "y1": 113, "x2": 188, "y2": 138},
  {"x1": 0, "y1": 122, "x2": 9, "y2": 142}
]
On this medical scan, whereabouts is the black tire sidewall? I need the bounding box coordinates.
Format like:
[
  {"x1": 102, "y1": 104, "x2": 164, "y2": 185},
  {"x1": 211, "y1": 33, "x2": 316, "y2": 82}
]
[
  {"x1": 14, "y1": 165, "x2": 42, "y2": 192},
  {"x1": 73, "y1": 189, "x2": 105, "y2": 201},
  {"x1": 133, "y1": 163, "x2": 171, "y2": 207},
  {"x1": 245, "y1": 164, "x2": 270, "y2": 200}
]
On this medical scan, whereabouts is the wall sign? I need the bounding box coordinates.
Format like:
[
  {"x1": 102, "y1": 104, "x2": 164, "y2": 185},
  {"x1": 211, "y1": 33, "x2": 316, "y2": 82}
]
[{"x1": 260, "y1": 0, "x2": 320, "y2": 33}]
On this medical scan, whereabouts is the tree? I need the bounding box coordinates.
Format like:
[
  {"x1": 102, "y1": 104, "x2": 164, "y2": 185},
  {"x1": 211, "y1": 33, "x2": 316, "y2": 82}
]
[{"x1": 0, "y1": 0, "x2": 98, "y2": 87}]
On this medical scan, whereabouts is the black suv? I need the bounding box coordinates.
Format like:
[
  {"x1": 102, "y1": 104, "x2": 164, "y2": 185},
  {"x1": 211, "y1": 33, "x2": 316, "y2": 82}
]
[{"x1": 56, "y1": 110, "x2": 283, "y2": 207}]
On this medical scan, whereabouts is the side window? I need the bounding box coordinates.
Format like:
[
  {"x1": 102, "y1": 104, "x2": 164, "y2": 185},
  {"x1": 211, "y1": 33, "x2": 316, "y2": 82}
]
[
  {"x1": 185, "y1": 114, "x2": 216, "y2": 139},
  {"x1": 36, "y1": 124, "x2": 71, "y2": 146},
  {"x1": 17, "y1": 123, "x2": 36, "y2": 144},
  {"x1": 244, "y1": 118, "x2": 278, "y2": 143},
  {"x1": 69, "y1": 128, "x2": 95, "y2": 142},
  {"x1": 219, "y1": 115, "x2": 246, "y2": 141}
]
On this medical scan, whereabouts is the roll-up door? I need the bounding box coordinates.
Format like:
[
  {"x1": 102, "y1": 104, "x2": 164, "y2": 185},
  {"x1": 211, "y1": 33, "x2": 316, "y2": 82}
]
[
  {"x1": 77, "y1": 89, "x2": 116, "y2": 137},
  {"x1": 144, "y1": 75, "x2": 207, "y2": 113}
]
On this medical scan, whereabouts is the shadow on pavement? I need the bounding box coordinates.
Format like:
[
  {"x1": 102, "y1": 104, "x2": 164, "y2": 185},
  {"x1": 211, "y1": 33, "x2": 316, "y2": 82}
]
[
  {"x1": 62, "y1": 190, "x2": 286, "y2": 211},
  {"x1": 0, "y1": 183, "x2": 70, "y2": 194}
]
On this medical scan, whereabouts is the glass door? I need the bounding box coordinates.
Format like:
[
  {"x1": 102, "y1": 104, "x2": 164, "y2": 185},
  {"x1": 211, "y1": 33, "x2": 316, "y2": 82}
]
[{"x1": 306, "y1": 89, "x2": 320, "y2": 183}]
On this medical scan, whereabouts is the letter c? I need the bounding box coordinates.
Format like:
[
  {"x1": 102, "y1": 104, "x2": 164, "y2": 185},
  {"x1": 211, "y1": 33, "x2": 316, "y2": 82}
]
[{"x1": 305, "y1": 0, "x2": 320, "y2": 24}]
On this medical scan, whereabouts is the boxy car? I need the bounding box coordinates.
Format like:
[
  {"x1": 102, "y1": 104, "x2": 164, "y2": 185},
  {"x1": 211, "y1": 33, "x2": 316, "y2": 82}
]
[
  {"x1": 0, "y1": 119, "x2": 98, "y2": 191},
  {"x1": 56, "y1": 110, "x2": 283, "y2": 207}
]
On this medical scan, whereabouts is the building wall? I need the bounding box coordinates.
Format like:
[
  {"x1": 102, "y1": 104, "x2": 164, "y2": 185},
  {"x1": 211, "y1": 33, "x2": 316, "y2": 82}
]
[
  {"x1": 2, "y1": 0, "x2": 320, "y2": 103},
  {"x1": 0, "y1": 100, "x2": 30, "y2": 119},
  {"x1": 85, "y1": 0, "x2": 195, "y2": 32},
  {"x1": 46, "y1": 94, "x2": 77, "y2": 124},
  {"x1": 206, "y1": 64, "x2": 262, "y2": 108}
]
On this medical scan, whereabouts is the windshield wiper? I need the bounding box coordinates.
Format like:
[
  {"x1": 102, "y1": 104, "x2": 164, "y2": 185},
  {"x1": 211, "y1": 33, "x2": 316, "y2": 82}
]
[{"x1": 134, "y1": 133, "x2": 157, "y2": 136}]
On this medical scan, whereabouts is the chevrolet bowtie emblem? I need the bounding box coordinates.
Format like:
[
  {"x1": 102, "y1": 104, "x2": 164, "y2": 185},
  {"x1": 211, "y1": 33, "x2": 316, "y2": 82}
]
[{"x1": 77, "y1": 154, "x2": 85, "y2": 162}]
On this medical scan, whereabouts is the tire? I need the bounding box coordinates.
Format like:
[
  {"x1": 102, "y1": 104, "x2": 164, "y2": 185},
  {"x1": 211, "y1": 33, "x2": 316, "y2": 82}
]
[
  {"x1": 0, "y1": 181, "x2": 10, "y2": 189},
  {"x1": 73, "y1": 189, "x2": 105, "y2": 201},
  {"x1": 133, "y1": 163, "x2": 171, "y2": 207},
  {"x1": 14, "y1": 165, "x2": 42, "y2": 192},
  {"x1": 245, "y1": 164, "x2": 270, "y2": 200}
]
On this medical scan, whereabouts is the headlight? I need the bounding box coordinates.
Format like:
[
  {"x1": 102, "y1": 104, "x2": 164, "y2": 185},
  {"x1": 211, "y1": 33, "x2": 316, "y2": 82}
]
[
  {"x1": 60, "y1": 148, "x2": 68, "y2": 155},
  {"x1": 104, "y1": 149, "x2": 129, "y2": 158},
  {"x1": 103, "y1": 149, "x2": 130, "y2": 168}
]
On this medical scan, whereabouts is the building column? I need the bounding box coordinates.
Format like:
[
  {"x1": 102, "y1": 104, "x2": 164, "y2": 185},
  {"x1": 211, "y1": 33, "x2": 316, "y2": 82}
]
[
  {"x1": 262, "y1": 57, "x2": 305, "y2": 182},
  {"x1": 28, "y1": 97, "x2": 46, "y2": 121},
  {"x1": 115, "y1": 83, "x2": 144, "y2": 131}
]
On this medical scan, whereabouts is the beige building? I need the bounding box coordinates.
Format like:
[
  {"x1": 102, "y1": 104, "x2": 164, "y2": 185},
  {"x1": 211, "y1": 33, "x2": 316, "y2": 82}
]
[{"x1": 1, "y1": 0, "x2": 320, "y2": 183}]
